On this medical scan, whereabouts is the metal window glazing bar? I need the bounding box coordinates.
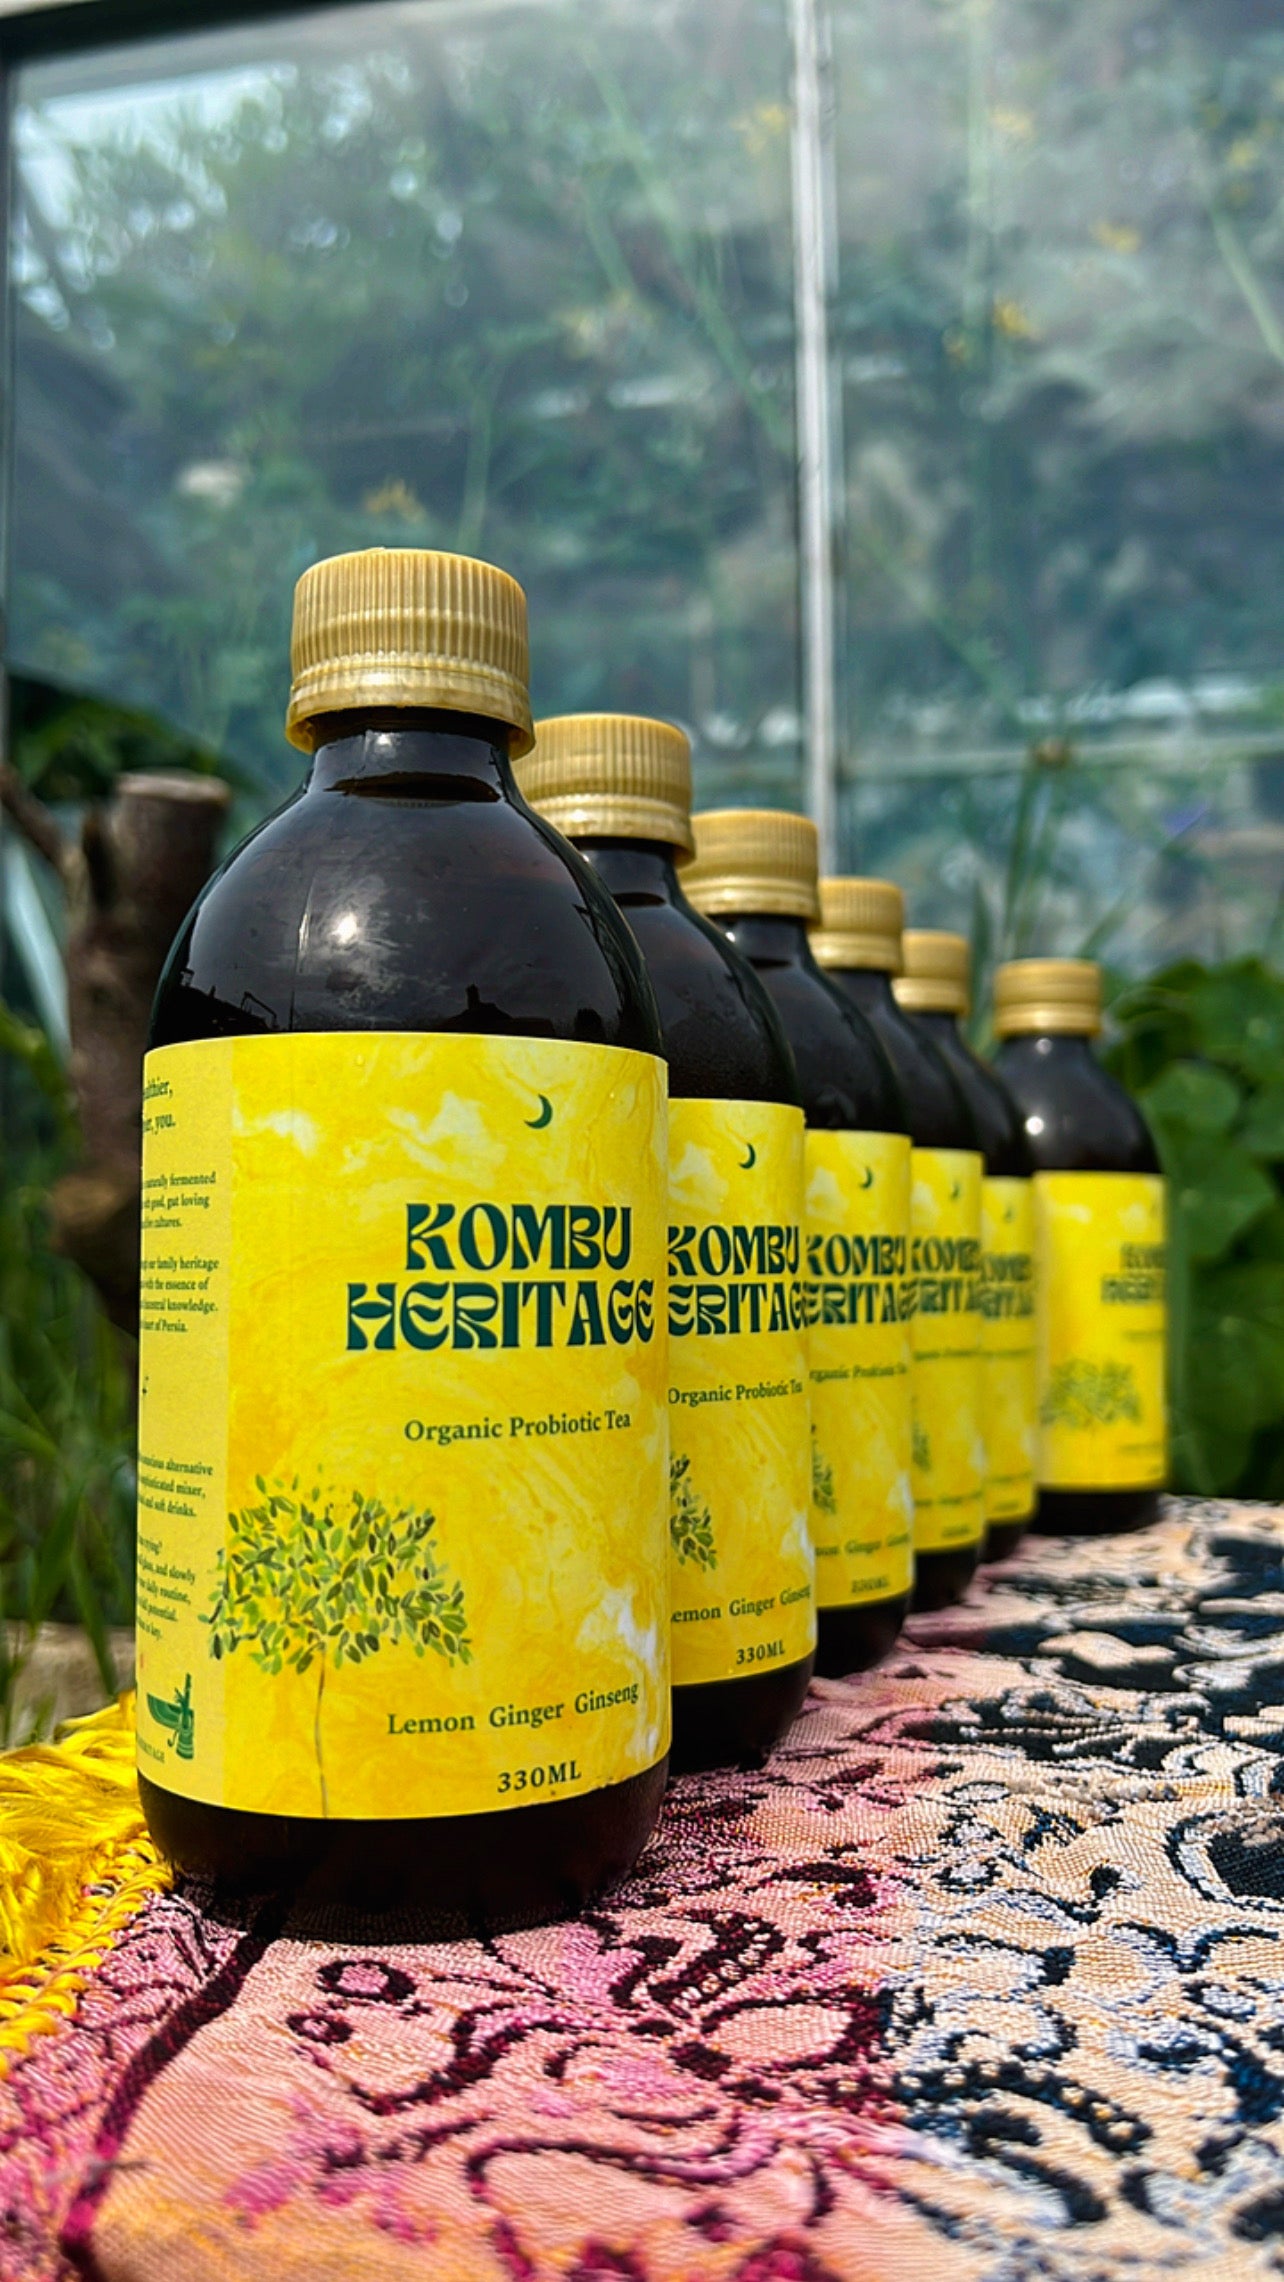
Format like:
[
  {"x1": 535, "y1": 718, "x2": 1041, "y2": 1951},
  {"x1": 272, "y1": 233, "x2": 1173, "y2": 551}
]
[{"x1": 789, "y1": 0, "x2": 840, "y2": 867}]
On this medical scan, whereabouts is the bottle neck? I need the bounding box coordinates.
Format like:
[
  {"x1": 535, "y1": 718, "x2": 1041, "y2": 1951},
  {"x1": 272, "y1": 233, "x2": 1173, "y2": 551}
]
[
  {"x1": 716, "y1": 912, "x2": 815, "y2": 965},
  {"x1": 915, "y1": 1006, "x2": 963, "y2": 1043},
  {"x1": 823, "y1": 963, "x2": 899, "y2": 1012},
  {"x1": 307, "y1": 708, "x2": 516, "y2": 799},
  {"x1": 1000, "y1": 1028, "x2": 1098, "y2": 1063},
  {"x1": 575, "y1": 839, "x2": 686, "y2": 906}
]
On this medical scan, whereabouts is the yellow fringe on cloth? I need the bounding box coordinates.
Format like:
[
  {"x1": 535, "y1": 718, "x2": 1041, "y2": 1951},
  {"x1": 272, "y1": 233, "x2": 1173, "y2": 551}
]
[{"x1": 0, "y1": 1693, "x2": 167, "y2": 2075}]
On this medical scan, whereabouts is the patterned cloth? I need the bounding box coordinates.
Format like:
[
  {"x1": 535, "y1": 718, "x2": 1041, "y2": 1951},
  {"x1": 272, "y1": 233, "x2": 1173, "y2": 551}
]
[{"x1": 4, "y1": 1498, "x2": 1284, "y2": 2280}]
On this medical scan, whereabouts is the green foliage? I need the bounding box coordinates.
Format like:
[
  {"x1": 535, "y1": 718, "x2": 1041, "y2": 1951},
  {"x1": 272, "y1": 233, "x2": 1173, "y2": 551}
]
[
  {"x1": 669, "y1": 1452, "x2": 716, "y2": 1570},
  {"x1": 208, "y1": 1475, "x2": 471, "y2": 1676},
  {"x1": 811, "y1": 1436, "x2": 839, "y2": 1514},
  {"x1": 13, "y1": 17, "x2": 798, "y2": 807},
  {"x1": 1041, "y1": 1359, "x2": 1141, "y2": 1432},
  {"x1": 11, "y1": 0, "x2": 1284, "y2": 963},
  {"x1": 207, "y1": 1476, "x2": 470, "y2": 1812},
  {"x1": 1106, "y1": 958, "x2": 1284, "y2": 1496},
  {"x1": 0, "y1": 1035, "x2": 134, "y2": 1728},
  {"x1": 8, "y1": 674, "x2": 233, "y2": 805}
]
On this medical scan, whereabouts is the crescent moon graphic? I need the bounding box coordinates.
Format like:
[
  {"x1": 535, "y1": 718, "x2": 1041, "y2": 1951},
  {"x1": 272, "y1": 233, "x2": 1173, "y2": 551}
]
[
  {"x1": 859, "y1": 1164, "x2": 874, "y2": 1189},
  {"x1": 949, "y1": 1179, "x2": 961, "y2": 1201},
  {"x1": 525, "y1": 1095, "x2": 553, "y2": 1129},
  {"x1": 740, "y1": 1142, "x2": 757, "y2": 1170}
]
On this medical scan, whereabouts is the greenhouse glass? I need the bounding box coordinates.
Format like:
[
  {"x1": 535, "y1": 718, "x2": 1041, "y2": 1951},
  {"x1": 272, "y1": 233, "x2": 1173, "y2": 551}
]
[
  {"x1": 5, "y1": 0, "x2": 1284, "y2": 973},
  {"x1": 830, "y1": 0, "x2": 1284, "y2": 970},
  {"x1": 7, "y1": 0, "x2": 802, "y2": 812}
]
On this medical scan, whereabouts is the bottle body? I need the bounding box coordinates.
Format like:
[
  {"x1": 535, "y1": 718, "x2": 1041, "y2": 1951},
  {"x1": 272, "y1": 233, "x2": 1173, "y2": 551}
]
[
  {"x1": 824, "y1": 972, "x2": 985, "y2": 1609},
  {"x1": 714, "y1": 917, "x2": 913, "y2": 1675},
  {"x1": 577, "y1": 843, "x2": 815, "y2": 1771},
  {"x1": 137, "y1": 716, "x2": 671, "y2": 1921},
  {"x1": 910, "y1": 1011, "x2": 1036, "y2": 1561},
  {"x1": 993, "y1": 1030, "x2": 1167, "y2": 1534}
]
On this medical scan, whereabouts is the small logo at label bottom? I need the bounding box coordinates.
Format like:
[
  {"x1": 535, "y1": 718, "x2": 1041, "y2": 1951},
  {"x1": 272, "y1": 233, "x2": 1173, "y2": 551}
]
[{"x1": 147, "y1": 1674, "x2": 195, "y2": 1761}]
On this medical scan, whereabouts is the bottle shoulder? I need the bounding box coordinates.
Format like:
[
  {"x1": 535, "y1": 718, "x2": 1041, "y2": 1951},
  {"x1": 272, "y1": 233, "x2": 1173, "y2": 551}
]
[
  {"x1": 618, "y1": 897, "x2": 798, "y2": 1104},
  {"x1": 992, "y1": 1035, "x2": 1161, "y2": 1173},
  {"x1": 849, "y1": 990, "x2": 978, "y2": 1153},
  {"x1": 751, "y1": 961, "x2": 907, "y2": 1133},
  {"x1": 935, "y1": 1030, "x2": 1032, "y2": 1176},
  {"x1": 149, "y1": 784, "x2": 662, "y2": 1056}
]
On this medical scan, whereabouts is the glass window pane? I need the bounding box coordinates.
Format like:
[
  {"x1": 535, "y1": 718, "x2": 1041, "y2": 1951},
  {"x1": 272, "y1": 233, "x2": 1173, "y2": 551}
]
[
  {"x1": 833, "y1": 0, "x2": 1284, "y2": 969},
  {"x1": 9, "y1": 0, "x2": 800, "y2": 811}
]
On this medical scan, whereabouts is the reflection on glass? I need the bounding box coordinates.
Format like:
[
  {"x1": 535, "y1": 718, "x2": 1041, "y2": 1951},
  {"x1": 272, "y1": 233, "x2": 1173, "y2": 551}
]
[
  {"x1": 9, "y1": 0, "x2": 1284, "y2": 976},
  {"x1": 9, "y1": 0, "x2": 801, "y2": 813},
  {"x1": 832, "y1": 0, "x2": 1284, "y2": 970}
]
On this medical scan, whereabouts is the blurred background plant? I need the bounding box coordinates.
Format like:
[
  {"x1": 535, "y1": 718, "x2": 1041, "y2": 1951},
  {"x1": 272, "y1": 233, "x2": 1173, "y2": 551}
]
[
  {"x1": 1, "y1": 683, "x2": 228, "y2": 1736},
  {"x1": 8, "y1": 0, "x2": 1284, "y2": 959},
  {"x1": 1105, "y1": 958, "x2": 1284, "y2": 1502},
  {"x1": 0, "y1": 1001, "x2": 134, "y2": 1733}
]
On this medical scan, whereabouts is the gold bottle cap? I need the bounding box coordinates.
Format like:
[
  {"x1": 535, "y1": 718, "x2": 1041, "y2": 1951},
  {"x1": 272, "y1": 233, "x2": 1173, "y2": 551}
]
[
  {"x1": 811, "y1": 876, "x2": 904, "y2": 975},
  {"x1": 993, "y1": 956, "x2": 1102, "y2": 1038},
  {"x1": 685, "y1": 808, "x2": 819, "y2": 921},
  {"x1": 517, "y1": 714, "x2": 694, "y2": 857},
  {"x1": 285, "y1": 547, "x2": 534, "y2": 754},
  {"x1": 894, "y1": 929, "x2": 971, "y2": 1016}
]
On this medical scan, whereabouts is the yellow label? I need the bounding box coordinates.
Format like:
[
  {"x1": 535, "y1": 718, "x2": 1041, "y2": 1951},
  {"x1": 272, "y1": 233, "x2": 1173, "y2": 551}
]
[
  {"x1": 135, "y1": 1033, "x2": 670, "y2": 1821},
  {"x1": 667, "y1": 1099, "x2": 814, "y2": 1684},
  {"x1": 1035, "y1": 1170, "x2": 1167, "y2": 1489},
  {"x1": 909, "y1": 1147, "x2": 985, "y2": 1552},
  {"x1": 980, "y1": 1175, "x2": 1037, "y2": 1525},
  {"x1": 804, "y1": 1131, "x2": 914, "y2": 1608}
]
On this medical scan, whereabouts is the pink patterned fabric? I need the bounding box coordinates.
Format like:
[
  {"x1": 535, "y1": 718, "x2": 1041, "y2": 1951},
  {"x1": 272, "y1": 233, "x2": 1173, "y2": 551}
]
[{"x1": 7, "y1": 1500, "x2": 1284, "y2": 2280}]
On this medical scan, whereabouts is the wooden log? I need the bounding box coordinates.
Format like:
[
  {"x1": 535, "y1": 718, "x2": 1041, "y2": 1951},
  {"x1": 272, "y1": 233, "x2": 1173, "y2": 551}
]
[
  {"x1": 1, "y1": 766, "x2": 230, "y2": 1335},
  {"x1": 54, "y1": 771, "x2": 230, "y2": 1334}
]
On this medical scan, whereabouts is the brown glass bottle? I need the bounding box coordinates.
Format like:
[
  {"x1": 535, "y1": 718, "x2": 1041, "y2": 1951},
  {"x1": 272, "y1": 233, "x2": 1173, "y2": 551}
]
[
  {"x1": 686, "y1": 815, "x2": 911, "y2": 1677},
  {"x1": 895, "y1": 933, "x2": 1035, "y2": 1562},
  {"x1": 138, "y1": 555, "x2": 670, "y2": 1924},
  {"x1": 993, "y1": 959, "x2": 1165, "y2": 1535},
  {"x1": 518, "y1": 716, "x2": 814, "y2": 1769},
  {"x1": 812, "y1": 884, "x2": 984, "y2": 1612}
]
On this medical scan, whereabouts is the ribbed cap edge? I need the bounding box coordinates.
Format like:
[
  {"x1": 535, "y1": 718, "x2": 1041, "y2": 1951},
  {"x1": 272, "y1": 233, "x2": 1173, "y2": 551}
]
[
  {"x1": 685, "y1": 808, "x2": 819, "y2": 921},
  {"x1": 286, "y1": 547, "x2": 533, "y2": 753},
  {"x1": 993, "y1": 956, "x2": 1102, "y2": 1037},
  {"x1": 518, "y1": 714, "x2": 693, "y2": 856}
]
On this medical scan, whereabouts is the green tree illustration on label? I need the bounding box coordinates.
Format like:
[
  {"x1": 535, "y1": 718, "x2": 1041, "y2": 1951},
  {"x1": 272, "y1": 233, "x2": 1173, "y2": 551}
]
[
  {"x1": 1042, "y1": 1359, "x2": 1142, "y2": 1430},
  {"x1": 811, "y1": 1433, "x2": 837, "y2": 1516},
  {"x1": 205, "y1": 1477, "x2": 471, "y2": 1814},
  {"x1": 669, "y1": 1452, "x2": 716, "y2": 1569},
  {"x1": 912, "y1": 1419, "x2": 932, "y2": 1473}
]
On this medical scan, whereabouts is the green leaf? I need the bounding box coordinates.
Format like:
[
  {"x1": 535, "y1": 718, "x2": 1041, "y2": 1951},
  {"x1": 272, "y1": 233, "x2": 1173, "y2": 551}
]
[
  {"x1": 31, "y1": 1480, "x2": 86, "y2": 1624},
  {"x1": 0, "y1": 998, "x2": 72, "y2": 1126},
  {"x1": 1103, "y1": 967, "x2": 1203, "y2": 1092},
  {"x1": 1243, "y1": 1205, "x2": 1284, "y2": 1263},
  {"x1": 66, "y1": 1542, "x2": 116, "y2": 1694},
  {"x1": 1140, "y1": 1060, "x2": 1241, "y2": 1136},
  {"x1": 1161, "y1": 1132, "x2": 1276, "y2": 1263},
  {"x1": 1191, "y1": 1262, "x2": 1284, "y2": 1434},
  {"x1": 1241, "y1": 1086, "x2": 1284, "y2": 1161},
  {"x1": 1171, "y1": 1407, "x2": 1253, "y2": 1497},
  {"x1": 1190, "y1": 962, "x2": 1284, "y2": 1087},
  {"x1": 0, "y1": 1408, "x2": 62, "y2": 1464}
]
